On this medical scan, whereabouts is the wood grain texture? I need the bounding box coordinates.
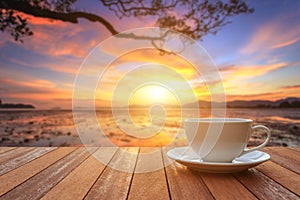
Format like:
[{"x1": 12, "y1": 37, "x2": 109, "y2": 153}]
[
  {"x1": 162, "y1": 148, "x2": 214, "y2": 200},
  {"x1": 0, "y1": 147, "x2": 96, "y2": 200},
  {"x1": 0, "y1": 147, "x2": 76, "y2": 196},
  {"x1": 128, "y1": 148, "x2": 169, "y2": 200},
  {"x1": 41, "y1": 147, "x2": 117, "y2": 200},
  {"x1": 264, "y1": 147, "x2": 300, "y2": 174},
  {"x1": 255, "y1": 160, "x2": 300, "y2": 196},
  {"x1": 288, "y1": 146, "x2": 300, "y2": 152},
  {"x1": 0, "y1": 147, "x2": 35, "y2": 164},
  {"x1": 0, "y1": 147, "x2": 299, "y2": 200},
  {"x1": 0, "y1": 147, "x2": 56, "y2": 175},
  {"x1": 200, "y1": 173, "x2": 257, "y2": 200},
  {"x1": 85, "y1": 147, "x2": 139, "y2": 200},
  {"x1": 234, "y1": 169, "x2": 299, "y2": 200},
  {"x1": 0, "y1": 147, "x2": 16, "y2": 154}
]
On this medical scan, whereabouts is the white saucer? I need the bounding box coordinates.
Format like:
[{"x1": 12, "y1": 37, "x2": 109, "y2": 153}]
[{"x1": 167, "y1": 147, "x2": 270, "y2": 173}]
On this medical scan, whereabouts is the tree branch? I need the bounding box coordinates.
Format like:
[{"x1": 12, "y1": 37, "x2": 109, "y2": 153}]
[
  {"x1": 0, "y1": 0, "x2": 119, "y2": 35},
  {"x1": 0, "y1": 0, "x2": 170, "y2": 45},
  {"x1": 0, "y1": 0, "x2": 254, "y2": 54}
]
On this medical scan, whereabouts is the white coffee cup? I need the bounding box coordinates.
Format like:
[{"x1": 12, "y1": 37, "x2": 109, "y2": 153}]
[{"x1": 184, "y1": 118, "x2": 271, "y2": 163}]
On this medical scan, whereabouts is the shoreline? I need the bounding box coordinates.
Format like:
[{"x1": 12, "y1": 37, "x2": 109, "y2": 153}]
[
  {"x1": 0, "y1": 109, "x2": 299, "y2": 147},
  {"x1": 0, "y1": 121, "x2": 299, "y2": 147}
]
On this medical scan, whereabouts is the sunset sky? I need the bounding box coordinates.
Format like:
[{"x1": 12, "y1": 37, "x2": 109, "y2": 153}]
[{"x1": 0, "y1": 0, "x2": 299, "y2": 109}]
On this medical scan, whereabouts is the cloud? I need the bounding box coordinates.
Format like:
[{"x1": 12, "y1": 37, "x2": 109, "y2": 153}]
[
  {"x1": 87, "y1": 48, "x2": 208, "y2": 106},
  {"x1": 223, "y1": 82, "x2": 300, "y2": 101},
  {"x1": 216, "y1": 62, "x2": 296, "y2": 101},
  {"x1": 220, "y1": 62, "x2": 287, "y2": 78},
  {"x1": 240, "y1": 16, "x2": 300, "y2": 54},
  {"x1": 271, "y1": 37, "x2": 300, "y2": 49},
  {"x1": 21, "y1": 13, "x2": 69, "y2": 26},
  {"x1": 219, "y1": 65, "x2": 236, "y2": 72},
  {"x1": 226, "y1": 86, "x2": 300, "y2": 101},
  {"x1": 279, "y1": 84, "x2": 300, "y2": 97},
  {"x1": 3, "y1": 56, "x2": 79, "y2": 75},
  {"x1": 0, "y1": 78, "x2": 72, "y2": 107},
  {"x1": 99, "y1": 48, "x2": 207, "y2": 81},
  {"x1": 226, "y1": 92, "x2": 283, "y2": 101},
  {"x1": 2, "y1": 12, "x2": 111, "y2": 60},
  {"x1": 0, "y1": 84, "x2": 72, "y2": 108},
  {"x1": 1, "y1": 78, "x2": 56, "y2": 89},
  {"x1": 2, "y1": 6, "x2": 299, "y2": 108},
  {"x1": 281, "y1": 84, "x2": 300, "y2": 89}
]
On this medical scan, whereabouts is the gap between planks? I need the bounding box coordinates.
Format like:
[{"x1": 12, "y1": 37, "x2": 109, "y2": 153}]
[
  {"x1": 0, "y1": 147, "x2": 95, "y2": 200},
  {"x1": 41, "y1": 147, "x2": 118, "y2": 200},
  {"x1": 127, "y1": 147, "x2": 170, "y2": 200},
  {"x1": 0, "y1": 147, "x2": 77, "y2": 196},
  {"x1": 84, "y1": 147, "x2": 139, "y2": 200}
]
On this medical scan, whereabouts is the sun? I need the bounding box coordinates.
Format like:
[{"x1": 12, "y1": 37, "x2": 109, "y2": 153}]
[
  {"x1": 129, "y1": 85, "x2": 178, "y2": 106},
  {"x1": 145, "y1": 85, "x2": 169, "y2": 101}
]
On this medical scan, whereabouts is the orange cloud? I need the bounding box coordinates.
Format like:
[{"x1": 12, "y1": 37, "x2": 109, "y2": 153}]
[
  {"x1": 227, "y1": 89, "x2": 300, "y2": 101},
  {"x1": 26, "y1": 26, "x2": 94, "y2": 58},
  {"x1": 226, "y1": 92, "x2": 283, "y2": 101},
  {"x1": 4, "y1": 90, "x2": 71, "y2": 100},
  {"x1": 221, "y1": 62, "x2": 287, "y2": 78},
  {"x1": 225, "y1": 83, "x2": 300, "y2": 101},
  {"x1": 91, "y1": 48, "x2": 203, "y2": 106},
  {"x1": 103, "y1": 48, "x2": 199, "y2": 79},
  {"x1": 0, "y1": 78, "x2": 72, "y2": 108},
  {"x1": 43, "y1": 64, "x2": 79, "y2": 74},
  {"x1": 279, "y1": 84, "x2": 300, "y2": 97},
  {"x1": 1, "y1": 78, "x2": 56, "y2": 89},
  {"x1": 8, "y1": 12, "x2": 109, "y2": 59},
  {"x1": 1, "y1": 85, "x2": 73, "y2": 108},
  {"x1": 19, "y1": 12, "x2": 68, "y2": 27},
  {"x1": 216, "y1": 62, "x2": 295, "y2": 101},
  {"x1": 281, "y1": 84, "x2": 300, "y2": 89}
]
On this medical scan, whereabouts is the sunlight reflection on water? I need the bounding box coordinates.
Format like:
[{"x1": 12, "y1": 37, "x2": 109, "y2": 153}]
[{"x1": 0, "y1": 108, "x2": 299, "y2": 146}]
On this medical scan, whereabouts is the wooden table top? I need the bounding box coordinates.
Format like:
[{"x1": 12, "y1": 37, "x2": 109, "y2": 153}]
[{"x1": 0, "y1": 147, "x2": 299, "y2": 200}]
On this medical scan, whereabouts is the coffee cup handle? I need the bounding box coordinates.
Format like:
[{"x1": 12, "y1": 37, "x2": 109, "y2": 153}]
[{"x1": 240, "y1": 125, "x2": 271, "y2": 156}]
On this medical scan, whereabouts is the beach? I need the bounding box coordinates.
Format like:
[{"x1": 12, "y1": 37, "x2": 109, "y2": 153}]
[{"x1": 0, "y1": 108, "x2": 299, "y2": 147}]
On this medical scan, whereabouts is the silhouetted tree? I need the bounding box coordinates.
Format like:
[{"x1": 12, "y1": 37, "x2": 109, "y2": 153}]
[
  {"x1": 279, "y1": 101, "x2": 291, "y2": 108},
  {"x1": 291, "y1": 101, "x2": 300, "y2": 107},
  {"x1": 0, "y1": 0, "x2": 254, "y2": 51}
]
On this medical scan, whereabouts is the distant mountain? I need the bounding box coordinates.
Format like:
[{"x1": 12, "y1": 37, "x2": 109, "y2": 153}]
[
  {"x1": 183, "y1": 97, "x2": 300, "y2": 108},
  {"x1": 0, "y1": 99, "x2": 35, "y2": 109},
  {"x1": 227, "y1": 100, "x2": 272, "y2": 108},
  {"x1": 274, "y1": 97, "x2": 300, "y2": 107}
]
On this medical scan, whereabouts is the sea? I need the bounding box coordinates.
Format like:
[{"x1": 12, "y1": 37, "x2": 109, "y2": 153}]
[{"x1": 0, "y1": 108, "x2": 299, "y2": 147}]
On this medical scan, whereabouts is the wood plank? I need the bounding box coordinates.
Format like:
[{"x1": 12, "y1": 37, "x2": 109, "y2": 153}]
[
  {"x1": 0, "y1": 147, "x2": 76, "y2": 196},
  {"x1": 0, "y1": 147, "x2": 16, "y2": 154},
  {"x1": 128, "y1": 148, "x2": 169, "y2": 200},
  {"x1": 0, "y1": 147, "x2": 56, "y2": 175},
  {"x1": 288, "y1": 146, "x2": 300, "y2": 152},
  {"x1": 255, "y1": 161, "x2": 300, "y2": 196},
  {"x1": 200, "y1": 173, "x2": 257, "y2": 200},
  {"x1": 0, "y1": 147, "x2": 35, "y2": 164},
  {"x1": 0, "y1": 147, "x2": 96, "y2": 200},
  {"x1": 85, "y1": 147, "x2": 139, "y2": 200},
  {"x1": 0, "y1": 146, "x2": 299, "y2": 199},
  {"x1": 234, "y1": 169, "x2": 299, "y2": 200},
  {"x1": 263, "y1": 147, "x2": 300, "y2": 174},
  {"x1": 41, "y1": 147, "x2": 117, "y2": 200},
  {"x1": 162, "y1": 148, "x2": 214, "y2": 200}
]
